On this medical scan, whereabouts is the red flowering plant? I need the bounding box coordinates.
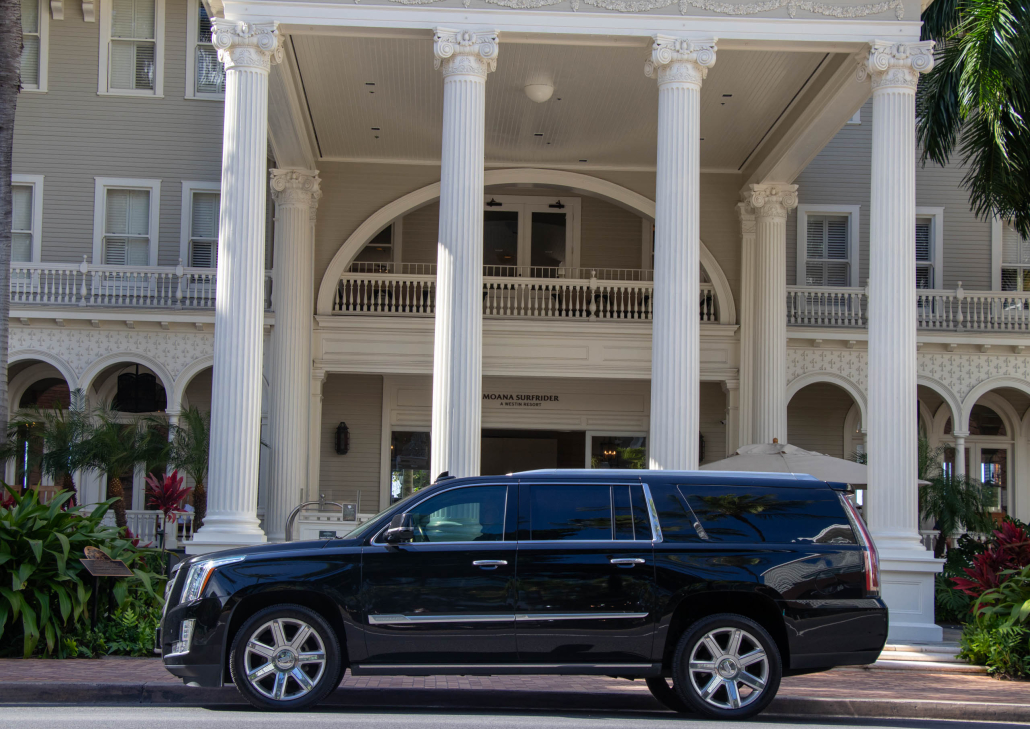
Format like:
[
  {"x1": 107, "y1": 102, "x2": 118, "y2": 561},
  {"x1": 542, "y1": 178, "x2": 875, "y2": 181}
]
[
  {"x1": 145, "y1": 470, "x2": 193, "y2": 522},
  {"x1": 952, "y1": 521, "x2": 1030, "y2": 599}
]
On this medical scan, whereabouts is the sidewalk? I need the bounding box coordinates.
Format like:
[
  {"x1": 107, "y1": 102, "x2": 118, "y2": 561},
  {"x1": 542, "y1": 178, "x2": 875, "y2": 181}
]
[{"x1": 0, "y1": 658, "x2": 1027, "y2": 722}]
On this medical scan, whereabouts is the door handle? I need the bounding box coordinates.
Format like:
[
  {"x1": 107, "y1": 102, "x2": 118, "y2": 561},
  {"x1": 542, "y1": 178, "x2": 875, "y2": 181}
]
[
  {"x1": 610, "y1": 558, "x2": 646, "y2": 566},
  {"x1": 473, "y1": 560, "x2": 508, "y2": 569}
]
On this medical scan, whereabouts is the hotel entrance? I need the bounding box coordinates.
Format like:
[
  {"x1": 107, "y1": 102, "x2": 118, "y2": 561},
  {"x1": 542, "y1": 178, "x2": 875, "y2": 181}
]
[{"x1": 481, "y1": 430, "x2": 585, "y2": 476}]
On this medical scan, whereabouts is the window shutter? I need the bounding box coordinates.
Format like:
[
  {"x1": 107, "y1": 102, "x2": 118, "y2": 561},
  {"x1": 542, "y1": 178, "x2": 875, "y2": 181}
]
[
  {"x1": 826, "y1": 217, "x2": 848, "y2": 259},
  {"x1": 191, "y1": 192, "x2": 219, "y2": 238},
  {"x1": 806, "y1": 217, "x2": 824, "y2": 259},
  {"x1": 915, "y1": 220, "x2": 932, "y2": 262},
  {"x1": 805, "y1": 263, "x2": 824, "y2": 287},
  {"x1": 1002, "y1": 268, "x2": 1020, "y2": 291},
  {"x1": 190, "y1": 241, "x2": 214, "y2": 268},
  {"x1": 105, "y1": 239, "x2": 128, "y2": 265}
]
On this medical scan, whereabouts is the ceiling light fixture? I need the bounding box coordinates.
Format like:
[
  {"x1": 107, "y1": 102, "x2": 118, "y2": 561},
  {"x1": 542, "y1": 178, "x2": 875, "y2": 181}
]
[{"x1": 524, "y1": 83, "x2": 554, "y2": 103}]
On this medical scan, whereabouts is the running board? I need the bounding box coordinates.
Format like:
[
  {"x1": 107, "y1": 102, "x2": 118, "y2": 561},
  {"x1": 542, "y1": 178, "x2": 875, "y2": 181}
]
[{"x1": 349, "y1": 662, "x2": 662, "y2": 677}]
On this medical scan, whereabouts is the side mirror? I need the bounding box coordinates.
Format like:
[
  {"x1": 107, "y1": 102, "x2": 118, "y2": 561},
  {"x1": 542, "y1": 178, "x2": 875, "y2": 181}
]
[{"x1": 384, "y1": 513, "x2": 414, "y2": 544}]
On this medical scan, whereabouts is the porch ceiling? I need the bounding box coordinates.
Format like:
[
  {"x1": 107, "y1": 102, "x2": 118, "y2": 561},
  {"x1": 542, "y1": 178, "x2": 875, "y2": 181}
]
[{"x1": 289, "y1": 34, "x2": 829, "y2": 171}]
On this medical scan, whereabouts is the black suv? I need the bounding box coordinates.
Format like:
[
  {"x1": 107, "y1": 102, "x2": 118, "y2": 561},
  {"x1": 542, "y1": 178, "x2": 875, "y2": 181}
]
[{"x1": 161, "y1": 470, "x2": 886, "y2": 719}]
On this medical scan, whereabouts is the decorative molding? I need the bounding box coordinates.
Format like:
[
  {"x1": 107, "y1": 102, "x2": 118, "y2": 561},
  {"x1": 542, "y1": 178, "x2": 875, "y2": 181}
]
[
  {"x1": 645, "y1": 36, "x2": 716, "y2": 87},
  {"x1": 50, "y1": 0, "x2": 63, "y2": 20},
  {"x1": 736, "y1": 200, "x2": 756, "y2": 234},
  {"x1": 745, "y1": 183, "x2": 798, "y2": 220},
  {"x1": 388, "y1": 0, "x2": 904, "y2": 18},
  {"x1": 433, "y1": 28, "x2": 499, "y2": 78},
  {"x1": 269, "y1": 169, "x2": 322, "y2": 208},
  {"x1": 858, "y1": 40, "x2": 935, "y2": 90},
  {"x1": 81, "y1": 0, "x2": 94, "y2": 21},
  {"x1": 211, "y1": 20, "x2": 283, "y2": 72}
]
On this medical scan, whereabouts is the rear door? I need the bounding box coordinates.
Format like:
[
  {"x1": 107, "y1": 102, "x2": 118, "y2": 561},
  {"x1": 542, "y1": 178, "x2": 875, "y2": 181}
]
[{"x1": 514, "y1": 482, "x2": 657, "y2": 664}]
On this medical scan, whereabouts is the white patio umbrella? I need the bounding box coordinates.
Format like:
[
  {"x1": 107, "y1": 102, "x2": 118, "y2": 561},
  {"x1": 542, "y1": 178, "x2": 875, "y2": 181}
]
[{"x1": 699, "y1": 442, "x2": 870, "y2": 485}]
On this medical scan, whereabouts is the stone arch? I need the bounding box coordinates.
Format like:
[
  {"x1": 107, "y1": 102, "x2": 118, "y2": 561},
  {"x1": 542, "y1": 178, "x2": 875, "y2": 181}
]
[
  {"x1": 10, "y1": 350, "x2": 78, "y2": 392},
  {"x1": 316, "y1": 168, "x2": 737, "y2": 324},
  {"x1": 961, "y1": 377, "x2": 1030, "y2": 432},
  {"x1": 171, "y1": 356, "x2": 214, "y2": 413},
  {"x1": 917, "y1": 375, "x2": 962, "y2": 435},
  {"x1": 79, "y1": 353, "x2": 175, "y2": 409},
  {"x1": 9, "y1": 362, "x2": 72, "y2": 414},
  {"x1": 786, "y1": 371, "x2": 867, "y2": 426}
]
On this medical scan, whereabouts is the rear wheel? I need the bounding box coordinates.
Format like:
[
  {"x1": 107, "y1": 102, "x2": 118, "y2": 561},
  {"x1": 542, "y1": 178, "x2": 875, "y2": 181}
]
[
  {"x1": 229, "y1": 604, "x2": 342, "y2": 711},
  {"x1": 645, "y1": 676, "x2": 692, "y2": 713},
  {"x1": 672, "y1": 614, "x2": 781, "y2": 720}
]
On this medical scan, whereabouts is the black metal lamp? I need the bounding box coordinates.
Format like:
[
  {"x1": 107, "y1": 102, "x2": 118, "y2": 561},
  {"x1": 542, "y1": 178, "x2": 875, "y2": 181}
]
[{"x1": 335, "y1": 422, "x2": 350, "y2": 455}]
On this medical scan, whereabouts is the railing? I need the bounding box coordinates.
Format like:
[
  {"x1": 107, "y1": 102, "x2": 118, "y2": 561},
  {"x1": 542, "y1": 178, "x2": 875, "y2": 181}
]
[
  {"x1": 104, "y1": 509, "x2": 195, "y2": 549},
  {"x1": 10, "y1": 260, "x2": 273, "y2": 310},
  {"x1": 787, "y1": 284, "x2": 1030, "y2": 332},
  {"x1": 348, "y1": 262, "x2": 657, "y2": 281},
  {"x1": 335, "y1": 270, "x2": 718, "y2": 322}
]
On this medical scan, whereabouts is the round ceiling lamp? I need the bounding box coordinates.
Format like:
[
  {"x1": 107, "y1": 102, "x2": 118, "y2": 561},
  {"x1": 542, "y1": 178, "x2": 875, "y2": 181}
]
[{"x1": 524, "y1": 83, "x2": 554, "y2": 103}]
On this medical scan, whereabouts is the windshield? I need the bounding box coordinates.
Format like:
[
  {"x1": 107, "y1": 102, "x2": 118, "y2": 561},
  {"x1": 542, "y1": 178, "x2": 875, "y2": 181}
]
[{"x1": 340, "y1": 489, "x2": 425, "y2": 540}]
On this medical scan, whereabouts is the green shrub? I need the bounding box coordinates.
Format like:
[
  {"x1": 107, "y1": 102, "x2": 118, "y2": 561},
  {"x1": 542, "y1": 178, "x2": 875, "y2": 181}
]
[
  {"x1": 0, "y1": 485, "x2": 165, "y2": 657},
  {"x1": 959, "y1": 620, "x2": 1030, "y2": 678}
]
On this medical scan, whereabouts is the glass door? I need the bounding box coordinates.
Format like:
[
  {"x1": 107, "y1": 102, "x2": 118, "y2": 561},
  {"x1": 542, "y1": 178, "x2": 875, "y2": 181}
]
[
  {"x1": 482, "y1": 197, "x2": 574, "y2": 278},
  {"x1": 979, "y1": 447, "x2": 1009, "y2": 514}
]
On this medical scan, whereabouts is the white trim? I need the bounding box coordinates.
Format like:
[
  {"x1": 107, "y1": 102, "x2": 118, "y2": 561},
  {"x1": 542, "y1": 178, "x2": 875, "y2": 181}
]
[
  {"x1": 845, "y1": 109, "x2": 861, "y2": 125},
  {"x1": 640, "y1": 218, "x2": 652, "y2": 271},
  {"x1": 98, "y1": 0, "x2": 165, "y2": 97},
  {"x1": 184, "y1": 0, "x2": 222, "y2": 100},
  {"x1": 92, "y1": 177, "x2": 162, "y2": 267},
  {"x1": 796, "y1": 204, "x2": 861, "y2": 288},
  {"x1": 179, "y1": 180, "x2": 220, "y2": 266},
  {"x1": 12, "y1": 174, "x2": 45, "y2": 263},
  {"x1": 915, "y1": 206, "x2": 945, "y2": 289},
  {"x1": 991, "y1": 215, "x2": 1004, "y2": 291},
  {"x1": 20, "y1": 0, "x2": 49, "y2": 93}
]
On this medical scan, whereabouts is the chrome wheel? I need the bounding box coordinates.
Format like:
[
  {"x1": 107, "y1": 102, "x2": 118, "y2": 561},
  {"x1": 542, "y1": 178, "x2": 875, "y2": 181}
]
[
  {"x1": 687, "y1": 626, "x2": 769, "y2": 711},
  {"x1": 243, "y1": 617, "x2": 327, "y2": 701}
]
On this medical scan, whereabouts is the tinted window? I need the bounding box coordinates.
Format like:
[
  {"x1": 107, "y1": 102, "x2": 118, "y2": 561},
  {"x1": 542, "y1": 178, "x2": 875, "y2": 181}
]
[
  {"x1": 682, "y1": 485, "x2": 856, "y2": 545},
  {"x1": 529, "y1": 484, "x2": 612, "y2": 541},
  {"x1": 648, "y1": 483, "x2": 706, "y2": 542},
  {"x1": 613, "y1": 484, "x2": 652, "y2": 540},
  {"x1": 407, "y1": 485, "x2": 507, "y2": 542}
]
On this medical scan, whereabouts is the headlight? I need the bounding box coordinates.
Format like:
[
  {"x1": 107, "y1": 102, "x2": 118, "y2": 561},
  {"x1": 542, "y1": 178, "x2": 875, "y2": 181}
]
[{"x1": 180, "y1": 555, "x2": 246, "y2": 603}]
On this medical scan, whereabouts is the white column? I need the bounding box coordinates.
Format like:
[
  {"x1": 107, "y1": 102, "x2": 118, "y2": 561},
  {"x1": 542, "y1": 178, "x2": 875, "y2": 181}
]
[
  {"x1": 189, "y1": 20, "x2": 282, "y2": 554},
  {"x1": 307, "y1": 368, "x2": 327, "y2": 505},
  {"x1": 736, "y1": 203, "x2": 756, "y2": 448},
  {"x1": 953, "y1": 431, "x2": 968, "y2": 479},
  {"x1": 722, "y1": 379, "x2": 740, "y2": 456},
  {"x1": 646, "y1": 36, "x2": 716, "y2": 471},
  {"x1": 862, "y1": 40, "x2": 941, "y2": 642},
  {"x1": 429, "y1": 28, "x2": 498, "y2": 480},
  {"x1": 265, "y1": 169, "x2": 321, "y2": 542},
  {"x1": 746, "y1": 184, "x2": 797, "y2": 445}
]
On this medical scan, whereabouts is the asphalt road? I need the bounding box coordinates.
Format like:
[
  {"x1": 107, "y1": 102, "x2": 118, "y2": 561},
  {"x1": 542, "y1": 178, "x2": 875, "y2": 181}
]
[{"x1": 3, "y1": 706, "x2": 1028, "y2": 729}]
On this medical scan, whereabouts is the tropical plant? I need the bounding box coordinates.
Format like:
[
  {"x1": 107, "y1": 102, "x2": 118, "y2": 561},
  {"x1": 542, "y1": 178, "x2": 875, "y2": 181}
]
[
  {"x1": 166, "y1": 406, "x2": 209, "y2": 527},
  {"x1": 975, "y1": 563, "x2": 1030, "y2": 627},
  {"x1": 918, "y1": 0, "x2": 1030, "y2": 237},
  {"x1": 959, "y1": 619, "x2": 1030, "y2": 677},
  {"x1": 0, "y1": 485, "x2": 165, "y2": 657},
  {"x1": 953, "y1": 520, "x2": 1030, "y2": 597},
  {"x1": 145, "y1": 470, "x2": 192, "y2": 521}
]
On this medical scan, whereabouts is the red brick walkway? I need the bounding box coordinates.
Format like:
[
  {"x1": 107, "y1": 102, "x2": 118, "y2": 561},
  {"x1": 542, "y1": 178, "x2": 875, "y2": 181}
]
[{"x1": 0, "y1": 658, "x2": 1027, "y2": 704}]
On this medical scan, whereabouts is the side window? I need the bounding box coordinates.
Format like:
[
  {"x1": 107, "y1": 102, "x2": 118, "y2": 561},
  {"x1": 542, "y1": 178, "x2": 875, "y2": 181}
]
[
  {"x1": 682, "y1": 485, "x2": 856, "y2": 545},
  {"x1": 406, "y1": 485, "x2": 507, "y2": 543},
  {"x1": 647, "y1": 484, "x2": 706, "y2": 542},
  {"x1": 613, "y1": 484, "x2": 651, "y2": 540},
  {"x1": 528, "y1": 484, "x2": 612, "y2": 541}
]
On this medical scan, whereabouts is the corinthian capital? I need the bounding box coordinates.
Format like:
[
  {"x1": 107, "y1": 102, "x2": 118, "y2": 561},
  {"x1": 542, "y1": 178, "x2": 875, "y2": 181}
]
[
  {"x1": 745, "y1": 184, "x2": 798, "y2": 220},
  {"x1": 645, "y1": 36, "x2": 716, "y2": 87},
  {"x1": 433, "y1": 28, "x2": 499, "y2": 79},
  {"x1": 858, "y1": 40, "x2": 935, "y2": 90},
  {"x1": 211, "y1": 20, "x2": 283, "y2": 72},
  {"x1": 270, "y1": 169, "x2": 322, "y2": 208}
]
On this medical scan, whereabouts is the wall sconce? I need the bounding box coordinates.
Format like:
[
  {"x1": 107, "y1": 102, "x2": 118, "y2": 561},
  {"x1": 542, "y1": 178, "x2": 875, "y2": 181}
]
[{"x1": 335, "y1": 422, "x2": 350, "y2": 455}]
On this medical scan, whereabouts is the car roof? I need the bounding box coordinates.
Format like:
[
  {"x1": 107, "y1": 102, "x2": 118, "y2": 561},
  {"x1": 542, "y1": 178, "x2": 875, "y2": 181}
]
[{"x1": 431, "y1": 469, "x2": 828, "y2": 489}]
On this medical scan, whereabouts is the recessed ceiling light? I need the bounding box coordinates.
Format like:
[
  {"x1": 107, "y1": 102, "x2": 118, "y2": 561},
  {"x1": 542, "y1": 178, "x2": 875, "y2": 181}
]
[
  {"x1": 371, "y1": 127, "x2": 380, "y2": 131},
  {"x1": 366, "y1": 82, "x2": 376, "y2": 86},
  {"x1": 579, "y1": 159, "x2": 588, "y2": 163},
  {"x1": 722, "y1": 93, "x2": 732, "y2": 97},
  {"x1": 533, "y1": 133, "x2": 544, "y2": 137}
]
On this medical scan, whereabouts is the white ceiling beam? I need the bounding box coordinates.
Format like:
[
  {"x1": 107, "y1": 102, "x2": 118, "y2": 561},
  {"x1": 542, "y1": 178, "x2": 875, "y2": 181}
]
[{"x1": 268, "y1": 40, "x2": 318, "y2": 169}]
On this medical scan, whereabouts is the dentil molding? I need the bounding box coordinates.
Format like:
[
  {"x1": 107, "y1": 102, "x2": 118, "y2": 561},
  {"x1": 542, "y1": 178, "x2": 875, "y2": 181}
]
[
  {"x1": 645, "y1": 37, "x2": 717, "y2": 87},
  {"x1": 270, "y1": 169, "x2": 322, "y2": 209},
  {"x1": 382, "y1": 0, "x2": 904, "y2": 18},
  {"x1": 857, "y1": 40, "x2": 935, "y2": 89},
  {"x1": 433, "y1": 28, "x2": 500, "y2": 78},
  {"x1": 211, "y1": 20, "x2": 284, "y2": 72}
]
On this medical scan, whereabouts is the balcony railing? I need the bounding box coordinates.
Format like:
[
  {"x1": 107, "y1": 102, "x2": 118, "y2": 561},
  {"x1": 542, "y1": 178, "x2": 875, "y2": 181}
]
[
  {"x1": 787, "y1": 285, "x2": 1030, "y2": 332},
  {"x1": 335, "y1": 268, "x2": 718, "y2": 322},
  {"x1": 9, "y1": 261, "x2": 273, "y2": 310}
]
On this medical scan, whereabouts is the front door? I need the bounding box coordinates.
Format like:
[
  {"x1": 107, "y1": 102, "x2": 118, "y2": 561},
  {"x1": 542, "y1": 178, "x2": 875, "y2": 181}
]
[
  {"x1": 361, "y1": 483, "x2": 518, "y2": 664},
  {"x1": 515, "y1": 482, "x2": 657, "y2": 664}
]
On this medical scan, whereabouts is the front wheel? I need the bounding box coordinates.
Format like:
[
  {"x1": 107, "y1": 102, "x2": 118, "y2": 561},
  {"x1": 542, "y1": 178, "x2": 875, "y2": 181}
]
[
  {"x1": 671, "y1": 614, "x2": 782, "y2": 720},
  {"x1": 645, "y1": 676, "x2": 692, "y2": 713},
  {"x1": 229, "y1": 604, "x2": 342, "y2": 711}
]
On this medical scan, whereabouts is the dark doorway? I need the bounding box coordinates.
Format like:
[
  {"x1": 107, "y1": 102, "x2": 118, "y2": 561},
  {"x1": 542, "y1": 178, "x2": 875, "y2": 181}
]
[{"x1": 480, "y1": 429, "x2": 585, "y2": 476}]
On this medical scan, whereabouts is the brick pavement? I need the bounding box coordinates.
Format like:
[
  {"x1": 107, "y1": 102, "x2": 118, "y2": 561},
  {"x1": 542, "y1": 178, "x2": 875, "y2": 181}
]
[{"x1": 0, "y1": 658, "x2": 1027, "y2": 705}]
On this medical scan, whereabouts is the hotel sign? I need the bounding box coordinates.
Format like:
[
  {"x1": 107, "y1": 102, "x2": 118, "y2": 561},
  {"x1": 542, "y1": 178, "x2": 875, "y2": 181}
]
[{"x1": 483, "y1": 393, "x2": 561, "y2": 409}]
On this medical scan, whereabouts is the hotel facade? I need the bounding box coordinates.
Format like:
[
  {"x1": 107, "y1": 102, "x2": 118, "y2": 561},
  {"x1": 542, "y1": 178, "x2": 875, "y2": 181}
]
[{"x1": 12, "y1": 0, "x2": 1030, "y2": 642}]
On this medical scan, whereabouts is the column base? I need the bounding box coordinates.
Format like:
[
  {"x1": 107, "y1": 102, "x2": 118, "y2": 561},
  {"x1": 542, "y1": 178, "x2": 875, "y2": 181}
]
[
  {"x1": 186, "y1": 513, "x2": 267, "y2": 555},
  {"x1": 878, "y1": 544, "x2": 944, "y2": 643}
]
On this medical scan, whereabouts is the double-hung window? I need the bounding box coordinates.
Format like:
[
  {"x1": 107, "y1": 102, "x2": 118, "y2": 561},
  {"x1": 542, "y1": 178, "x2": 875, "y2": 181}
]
[
  {"x1": 93, "y1": 178, "x2": 160, "y2": 267},
  {"x1": 20, "y1": 0, "x2": 48, "y2": 92},
  {"x1": 804, "y1": 215, "x2": 850, "y2": 286},
  {"x1": 11, "y1": 176, "x2": 43, "y2": 264},
  {"x1": 1000, "y1": 222, "x2": 1030, "y2": 292},
  {"x1": 915, "y1": 217, "x2": 934, "y2": 289},
  {"x1": 186, "y1": 0, "x2": 224, "y2": 99},
  {"x1": 184, "y1": 187, "x2": 220, "y2": 267},
  {"x1": 100, "y1": 0, "x2": 164, "y2": 96}
]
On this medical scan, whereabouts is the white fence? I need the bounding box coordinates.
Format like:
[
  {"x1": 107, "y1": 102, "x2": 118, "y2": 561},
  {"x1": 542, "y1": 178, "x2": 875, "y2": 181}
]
[
  {"x1": 335, "y1": 271, "x2": 718, "y2": 322},
  {"x1": 106, "y1": 509, "x2": 195, "y2": 550},
  {"x1": 787, "y1": 285, "x2": 1030, "y2": 332},
  {"x1": 10, "y1": 261, "x2": 273, "y2": 310}
]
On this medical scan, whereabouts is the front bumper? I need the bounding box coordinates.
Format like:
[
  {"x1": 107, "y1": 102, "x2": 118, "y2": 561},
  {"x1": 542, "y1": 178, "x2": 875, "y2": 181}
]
[
  {"x1": 161, "y1": 595, "x2": 229, "y2": 687},
  {"x1": 164, "y1": 662, "x2": 224, "y2": 687}
]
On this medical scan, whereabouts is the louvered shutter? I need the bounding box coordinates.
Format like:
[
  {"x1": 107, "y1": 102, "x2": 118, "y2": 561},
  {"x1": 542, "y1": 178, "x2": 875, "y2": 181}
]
[
  {"x1": 104, "y1": 189, "x2": 150, "y2": 265},
  {"x1": 1001, "y1": 223, "x2": 1030, "y2": 291},
  {"x1": 805, "y1": 215, "x2": 850, "y2": 286},
  {"x1": 915, "y1": 219, "x2": 932, "y2": 289},
  {"x1": 105, "y1": 240, "x2": 128, "y2": 265},
  {"x1": 190, "y1": 191, "x2": 219, "y2": 267}
]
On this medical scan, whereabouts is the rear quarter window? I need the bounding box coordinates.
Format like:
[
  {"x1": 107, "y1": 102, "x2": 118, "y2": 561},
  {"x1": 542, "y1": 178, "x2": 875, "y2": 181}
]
[
  {"x1": 647, "y1": 483, "x2": 707, "y2": 542},
  {"x1": 680, "y1": 485, "x2": 856, "y2": 545}
]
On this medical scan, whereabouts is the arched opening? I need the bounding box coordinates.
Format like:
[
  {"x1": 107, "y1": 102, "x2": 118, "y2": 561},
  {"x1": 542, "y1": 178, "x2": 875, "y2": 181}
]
[
  {"x1": 787, "y1": 381, "x2": 862, "y2": 459},
  {"x1": 6, "y1": 360, "x2": 73, "y2": 499}
]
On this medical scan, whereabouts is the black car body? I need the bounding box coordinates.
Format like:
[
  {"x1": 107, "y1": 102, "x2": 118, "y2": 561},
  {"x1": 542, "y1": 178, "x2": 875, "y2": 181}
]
[{"x1": 161, "y1": 470, "x2": 887, "y2": 717}]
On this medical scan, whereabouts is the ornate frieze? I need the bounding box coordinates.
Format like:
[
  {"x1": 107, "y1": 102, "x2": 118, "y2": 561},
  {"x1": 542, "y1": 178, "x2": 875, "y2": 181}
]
[
  {"x1": 270, "y1": 169, "x2": 322, "y2": 209},
  {"x1": 745, "y1": 184, "x2": 798, "y2": 221},
  {"x1": 858, "y1": 40, "x2": 935, "y2": 90},
  {"x1": 645, "y1": 36, "x2": 717, "y2": 87},
  {"x1": 433, "y1": 28, "x2": 500, "y2": 79},
  {"x1": 211, "y1": 20, "x2": 283, "y2": 73}
]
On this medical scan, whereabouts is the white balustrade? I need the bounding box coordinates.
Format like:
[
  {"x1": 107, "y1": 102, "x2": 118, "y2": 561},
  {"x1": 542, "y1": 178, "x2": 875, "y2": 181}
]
[
  {"x1": 334, "y1": 270, "x2": 717, "y2": 322},
  {"x1": 101, "y1": 508, "x2": 195, "y2": 549}
]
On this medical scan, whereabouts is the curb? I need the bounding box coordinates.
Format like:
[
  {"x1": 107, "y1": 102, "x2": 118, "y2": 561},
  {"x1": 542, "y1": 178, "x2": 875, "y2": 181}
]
[{"x1": 1, "y1": 682, "x2": 1028, "y2": 723}]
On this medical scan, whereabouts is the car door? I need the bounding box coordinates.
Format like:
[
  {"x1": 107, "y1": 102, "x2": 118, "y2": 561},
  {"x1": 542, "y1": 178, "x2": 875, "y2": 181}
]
[
  {"x1": 515, "y1": 481, "x2": 657, "y2": 664},
  {"x1": 361, "y1": 483, "x2": 518, "y2": 664}
]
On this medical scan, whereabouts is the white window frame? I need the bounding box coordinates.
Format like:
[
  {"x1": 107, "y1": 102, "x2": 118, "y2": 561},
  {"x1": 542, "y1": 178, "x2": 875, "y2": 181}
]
[
  {"x1": 92, "y1": 177, "x2": 161, "y2": 267},
  {"x1": 796, "y1": 204, "x2": 861, "y2": 288},
  {"x1": 20, "y1": 0, "x2": 49, "y2": 93},
  {"x1": 11, "y1": 174, "x2": 44, "y2": 263},
  {"x1": 184, "y1": 0, "x2": 222, "y2": 100},
  {"x1": 98, "y1": 0, "x2": 165, "y2": 97},
  {"x1": 916, "y1": 207, "x2": 945, "y2": 289},
  {"x1": 991, "y1": 216, "x2": 1030, "y2": 292},
  {"x1": 179, "y1": 180, "x2": 220, "y2": 266},
  {"x1": 482, "y1": 195, "x2": 582, "y2": 273}
]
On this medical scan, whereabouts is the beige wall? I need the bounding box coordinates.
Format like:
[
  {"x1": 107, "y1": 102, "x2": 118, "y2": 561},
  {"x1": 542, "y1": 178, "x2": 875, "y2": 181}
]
[
  {"x1": 699, "y1": 381, "x2": 727, "y2": 465},
  {"x1": 318, "y1": 373, "x2": 384, "y2": 507},
  {"x1": 183, "y1": 368, "x2": 213, "y2": 412},
  {"x1": 787, "y1": 382, "x2": 857, "y2": 458}
]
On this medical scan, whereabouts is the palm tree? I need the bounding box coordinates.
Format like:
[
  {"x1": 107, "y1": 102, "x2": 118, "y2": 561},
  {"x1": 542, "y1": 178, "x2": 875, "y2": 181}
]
[
  {"x1": 917, "y1": 0, "x2": 1030, "y2": 236},
  {"x1": 917, "y1": 437, "x2": 997, "y2": 557},
  {"x1": 80, "y1": 409, "x2": 168, "y2": 529},
  {"x1": 167, "y1": 406, "x2": 210, "y2": 528},
  {"x1": 7, "y1": 389, "x2": 90, "y2": 504},
  {"x1": 0, "y1": 0, "x2": 21, "y2": 454}
]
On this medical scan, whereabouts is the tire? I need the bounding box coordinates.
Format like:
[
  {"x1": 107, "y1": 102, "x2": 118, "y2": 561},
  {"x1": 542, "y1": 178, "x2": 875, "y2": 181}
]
[
  {"x1": 671, "y1": 614, "x2": 782, "y2": 720},
  {"x1": 229, "y1": 604, "x2": 342, "y2": 711},
  {"x1": 645, "y1": 676, "x2": 693, "y2": 714}
]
